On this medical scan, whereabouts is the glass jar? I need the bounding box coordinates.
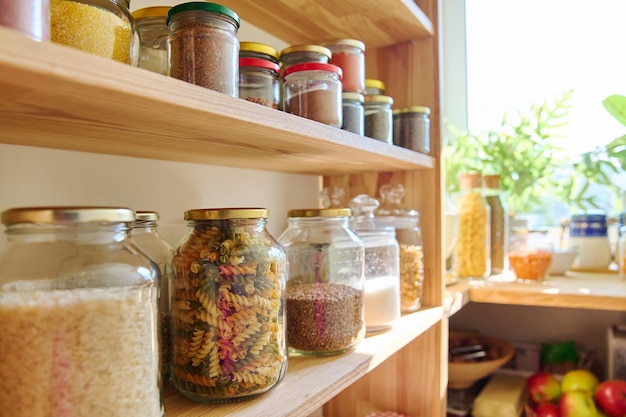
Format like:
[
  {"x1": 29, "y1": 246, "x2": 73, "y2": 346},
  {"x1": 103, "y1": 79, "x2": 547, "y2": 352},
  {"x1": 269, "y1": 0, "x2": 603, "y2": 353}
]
[
  {"x1": 167, "y1": 2, "x2": 240, "y2": 96},
  {"x1": 132, "y1": 6, "x2": 170, "y2": 75},
  {"x1": 509, "y1": 229, "x2": 553, "y2": 282},
  {"x1": 619, "y1": 225, "x2": 626, "y2": 279},
  {"x1": 342, "y1": 92, "x2": 364, "y2": 135},
  {"x1": 0, "y1": 206, "x2": 163, "y2": 417},
  {"x1": 240, "y1": 41, "x2": 279, "y2": 64},
  {"x1": 349, "y1": 194, "x2": 400, "y2": 333},
  {"x1": 283, "y1": 62, "x2": 343, "y2": 127},
  {"x1": 364, "y1": 94, "x2": 394, "y2": 144},
  {"x1": 51, "y1": 0, "x2": 138, "y2": 64},
  {"x1": 376, "y1": 184, "x2": 425, "y2": 313},
  {"x1": 483, "y1": 174, "x2": 508, "y2": 275},
  {"x1": 395, "y1": 106, "x2": 431, "y2": 154},
  {"x1": 567, "y1": 213, "x2": 612, "y2": 270},
  {"x1": 278, "y1": 208, "x2": 365, "y2": 356},
  {"x1": 131, "y1": 210, "x2": 173, "y2": 382},
  {"x1": 364, "y1": 78, "x2": 386, "y2": 96},
  {"x1": 239, "y1": 57, "x2": 280, "y2": 109},
  {"x1": 454, "y1": 172, "x2": 491, "y2": 280},
  {"x1": 0, "y1": 0, "x2": 49, "y2": 41},
  {"x1": 324, "y1": 38, "x2": 366, "y2": 93},
  {"x1": 169, "y1": 208, "x2": 287, "y2": 403}
]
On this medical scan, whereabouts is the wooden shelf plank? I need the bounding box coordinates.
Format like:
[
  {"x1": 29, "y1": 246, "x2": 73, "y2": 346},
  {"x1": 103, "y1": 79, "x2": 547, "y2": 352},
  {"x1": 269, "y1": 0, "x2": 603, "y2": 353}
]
[
  {"x1": 0, "y1": 27, "x2": 433, "y2": 175},
  {"x1": 164, "y1": 306, "x2": 443, "y2": 417},
  {"x1": 447, "y1": 272, "x2": 626, "y2": 312},
  {"x1": 217, "y1": 0, "x2": 434, "y2": 49}
]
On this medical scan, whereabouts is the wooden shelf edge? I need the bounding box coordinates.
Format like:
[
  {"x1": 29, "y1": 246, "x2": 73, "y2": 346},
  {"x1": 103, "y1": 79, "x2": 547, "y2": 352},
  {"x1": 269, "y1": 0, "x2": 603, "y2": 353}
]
[
  {"x1": 0, "y1": 27, "x2": 434, "y2": 176},
  {"x1": 164, "y1": 306, "x2": 444, "y2": 417}
]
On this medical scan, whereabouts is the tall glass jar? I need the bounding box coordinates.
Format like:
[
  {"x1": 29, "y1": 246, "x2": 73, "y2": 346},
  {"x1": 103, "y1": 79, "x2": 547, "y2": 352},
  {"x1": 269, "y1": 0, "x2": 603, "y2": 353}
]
[
  {"x1": 239, "y1": 57, "x2": 280, "y2": 109},
  {"x1": 0, "y1": 206, "x2": 163, "y2": 417},
  {"x1": 278, "y1": 208, "x2": 365, "y2": 356},
  {"x1": 132, "y1": 6, "x2": 170, "y2": 75},
  {"x1": 131, "y1": 210, "x2": 173, "y2": 382},
  {"x1": 483, "y1": 174, "x2": 508, "y2": 275},
  {"x1": 167, "y1": 2, "x2": 240, "y2": 96},
  {"x1": 364, "y1": 94, "x2": 394, "y2": 144},
  {"x1": 51, "y1": 0, "x2": 138, "y2": 64},
  {"x1": 169, "y1": 208, "x2": 287, "y2": 403},
  {"x1": 324, "y1": 38, "x2": 366, "y2": 93},
  {"x1": 283, "y1": 62, "x2": 343, "y2": 127},
  {"x1": 0, "y1": 0, "x2": 49, "y2": 41},
  {"x1": 376, "y1": 184, "x2": 425, "y2": 313},
  {"x1": 454, "y1": 172, "x2": 491, "y2": 280}
]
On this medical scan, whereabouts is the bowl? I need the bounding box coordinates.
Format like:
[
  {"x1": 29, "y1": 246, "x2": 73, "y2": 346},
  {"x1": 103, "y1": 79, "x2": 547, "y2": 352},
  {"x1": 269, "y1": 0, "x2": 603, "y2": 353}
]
[
  {"x1": 448, "y1": 331, "x2": 515, "y2": 389},
  {"x1": 548, "y1": 248, "x2": 579, "y2": 275}
]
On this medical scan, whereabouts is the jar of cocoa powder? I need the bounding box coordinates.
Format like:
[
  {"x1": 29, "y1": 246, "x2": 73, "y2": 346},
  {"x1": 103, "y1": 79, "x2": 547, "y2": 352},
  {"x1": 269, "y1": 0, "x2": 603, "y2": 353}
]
[
  {"x1": 167, "y1": 2, "x2": 240, "y2": 96},
  {"x1": 324, "y1": 38, "x2": 365, "y2": 93},
  {"x1": 283, "y1": 62, "x2": 343, "y2": 127},
  {"x1": 278, "y1": 208, "x2": 365, "y2": 356},
  {"x1": 239, "y1": 57, "x2": 280, "y2": 109}
]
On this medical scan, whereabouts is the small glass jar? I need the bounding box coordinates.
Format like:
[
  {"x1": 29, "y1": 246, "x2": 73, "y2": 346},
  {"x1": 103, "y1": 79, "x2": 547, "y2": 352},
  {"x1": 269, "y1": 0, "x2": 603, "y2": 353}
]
[
  {"x1": 568, "y1": 213, "x2": 612, "y2": 270},
  {"x1": 324, "y1": 38, "x2": 366, "y2": 93},
  {"x1": 283, "y1": 62, "x2": 343, "y2": 127},
  {"x1": 278, "y1": 208, "x2": 365, "y2": 356},
  {"x1": 279, "y1": 44, "x2": 331, "y2": 71},
  {"x1": 509, "y1": 229, "x2": 553, "y2": 282},
  {"x1": 396, "y1": 106, "x2": 431, "y2": 153},
  {"x1": 239, "y1": 57, "x2": 280, "y2": 109},
  {"x1": 376, "y1": 184, "x2": 425, "y2": 313},
  {"x1": 454, "y1": 172, "x2": 491, "y2": 280},
  {"x1": 169, "y1": 208, "x2": 287, "y2": 403},
  {"x1": 342, "y1": 92, "x2": 364, "y2": 135},
  {"x1": 167, "y1": 2, "x2": 240, "y2": 96},
  {"x1": 132, "y1": 6, "x2": 170, "y2": 75},
  {"x1": 349, "y1": 194, "x2": 400, "y2": 333},
  {"x1": 51, "y1": 0, "x2": 138, "y2": 64},
  {"x1": 364, "y1": 78, "x2": 386, "y2": 96},
  {"x1": 364, "y1": 94, "x2": 394, "y2": 144},
  {"x1": 0, "y1": 206, "x2": 163, "y2": 417},
  {"x1": 131, "y1": 210, "x2": 173, "y2": 382},
  {"x1": 240, "y1": 41, "x2": 279, "y2": 64},
  {"x1": 0, "y1": 0, "x2": 49, "y2": 41}
]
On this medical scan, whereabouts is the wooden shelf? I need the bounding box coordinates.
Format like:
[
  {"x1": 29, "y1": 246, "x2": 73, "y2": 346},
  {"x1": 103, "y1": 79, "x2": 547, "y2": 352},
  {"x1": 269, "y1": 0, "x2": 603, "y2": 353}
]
[
  {"x1": 0, "y1": 26, "x2": 434, "y2": 176},
  {"x1": 164, "y1": 306, "x2": 443, "y2": 417},
  {"x1": 446, "y1": 272, "x2": 626, "y2": 312},
  {"x1": 217, "y1": 0, "x2": 434, "y2": 49}
]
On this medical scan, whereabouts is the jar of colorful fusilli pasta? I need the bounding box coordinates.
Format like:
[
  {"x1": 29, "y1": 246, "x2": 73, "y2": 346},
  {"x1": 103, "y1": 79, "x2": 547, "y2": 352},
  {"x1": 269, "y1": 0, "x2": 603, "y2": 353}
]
[{"x1": 169, "y1": 208, "x2": 287, "y2": 403}]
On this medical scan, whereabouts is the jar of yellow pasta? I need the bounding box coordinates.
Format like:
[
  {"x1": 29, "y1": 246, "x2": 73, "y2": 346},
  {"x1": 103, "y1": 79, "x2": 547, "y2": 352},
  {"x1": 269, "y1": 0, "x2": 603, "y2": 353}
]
[
  {"x1": 169, "y1": 208, "x2": 287, "y2": 403},
  {"x1": 454, "y1": 172, "x2": 491, "y2": 280}
]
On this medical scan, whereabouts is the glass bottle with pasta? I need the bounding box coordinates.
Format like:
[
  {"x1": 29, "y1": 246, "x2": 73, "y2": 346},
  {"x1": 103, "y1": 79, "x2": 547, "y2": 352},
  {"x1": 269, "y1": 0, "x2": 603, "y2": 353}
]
[
  {"x1": 169, "y1": 208, "x2": 287, "y2": 403},
  {"x1": 453, "y1": 172, "x2": 491, "y2": 280}
]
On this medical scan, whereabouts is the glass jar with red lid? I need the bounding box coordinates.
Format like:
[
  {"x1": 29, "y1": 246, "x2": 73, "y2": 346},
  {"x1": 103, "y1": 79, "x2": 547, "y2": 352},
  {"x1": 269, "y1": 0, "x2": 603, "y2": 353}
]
[{"x1": 239, "y1": 57, "x2": 280, "y2": 109}]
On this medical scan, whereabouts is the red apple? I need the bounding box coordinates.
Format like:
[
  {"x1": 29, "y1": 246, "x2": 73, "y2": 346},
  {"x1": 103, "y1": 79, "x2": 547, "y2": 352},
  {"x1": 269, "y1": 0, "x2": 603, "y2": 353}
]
[
  {"x1": 594, "y1": 379, "x2": 626, "y2": 417},
  {"x1": 559, "y1": 390, "x2": 598, "y2": 417},
  {"x1": 528, "y1": 371, "x2": 562, "y2": 404},
  {"x1": 536, "y1": 401, "x2": 560, "y2": 417}
]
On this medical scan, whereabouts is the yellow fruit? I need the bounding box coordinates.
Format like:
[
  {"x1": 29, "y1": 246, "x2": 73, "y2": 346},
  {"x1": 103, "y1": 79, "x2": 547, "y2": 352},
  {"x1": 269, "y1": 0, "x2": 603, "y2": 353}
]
[{"x1": 561, "y1": 369, "x2": 599, "y2": 394}]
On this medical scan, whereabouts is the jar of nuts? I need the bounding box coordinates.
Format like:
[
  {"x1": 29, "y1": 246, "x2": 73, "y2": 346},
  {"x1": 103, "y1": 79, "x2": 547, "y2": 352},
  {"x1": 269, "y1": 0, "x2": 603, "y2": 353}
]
[{"x1": 454, "y1": 172, "x2": 491, "y2": 280}]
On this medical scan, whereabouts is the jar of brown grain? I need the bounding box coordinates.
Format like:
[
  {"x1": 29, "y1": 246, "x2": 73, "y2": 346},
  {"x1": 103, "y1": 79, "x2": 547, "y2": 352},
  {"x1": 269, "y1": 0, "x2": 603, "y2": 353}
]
[{"x1": 239, "y1": 57, "x2": 280, "y2": 109}]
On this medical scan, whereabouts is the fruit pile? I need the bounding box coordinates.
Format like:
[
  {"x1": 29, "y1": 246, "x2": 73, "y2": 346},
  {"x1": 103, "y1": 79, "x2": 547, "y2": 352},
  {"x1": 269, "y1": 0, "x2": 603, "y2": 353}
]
[{"x1": 526, "y1": 369, "x2": 626, "y2": 417}]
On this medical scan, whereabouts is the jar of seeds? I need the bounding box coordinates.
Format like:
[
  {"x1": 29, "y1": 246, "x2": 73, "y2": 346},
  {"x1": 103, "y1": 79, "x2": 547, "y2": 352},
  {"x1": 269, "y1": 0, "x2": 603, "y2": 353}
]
[
  {"x1": 364, "y1": 94, "x2": 394, "y2": 144},
  {"x1": 169, "y1": 208, "x2": 287, "y2": 403},
  {"x1": 342, "y1": 92, "x2": 364, "y2": 135},
  {"x1": 239, "y1": 57, "x2": 280, "y2": 109},
  {"x1": 132, "y1": 6, "x2": 170, "y2": 75},
  {"x1": 51, "y1": 0, "x2": 138, "y2": 64},
  {"x1": 167, "y1": 2, "x2": 240, "y2": 96},
  {"x1": 0, "y1": 207, "x2": 163, "y2": 417},
  {"x1": 278, "y1": 208, "x2": 365, "y2": 356}
]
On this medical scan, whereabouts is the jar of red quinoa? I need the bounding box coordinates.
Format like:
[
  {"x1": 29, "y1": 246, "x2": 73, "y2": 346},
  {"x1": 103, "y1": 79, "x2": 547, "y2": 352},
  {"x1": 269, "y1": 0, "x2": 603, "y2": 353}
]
[
  {"x1": 278, "y1": 208, "x2": 365, "y2": 356},
  {"x1": 0, "y1": 0, "x2": 49, "y2": 41},
  {"x1": 324, "y1": 38, "x2": 365, "y2": 93},
  {"x1": 50, "y1": 0, "x2": 138, "y2": 64},
  {"x1": 0, "y1": 206, "x2": 163, "y2": 417},
  {"x1": 167, "y1": 2, "x2": 240, "y2": 96},
  {"x1": 239, "y1": 57, "x2": 280, "y2": 109},
  {"x1": 283, "y1": 62, "x2": 343, "y2": 127}
]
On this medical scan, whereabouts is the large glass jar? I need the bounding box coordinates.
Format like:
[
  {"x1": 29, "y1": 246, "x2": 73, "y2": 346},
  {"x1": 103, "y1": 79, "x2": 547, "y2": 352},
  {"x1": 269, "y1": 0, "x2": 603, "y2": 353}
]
[
  {"x1": 131, "y1": 210, "x2": 173, "y2": 382},
  {"x1": 167, "y1": 2, "x2": 240, "y2": 96},
  {"x1": 278, "y1": 208, "x2": 365, "y2": 356},
  {"x1": 132, "y1": 6, "x2": 170, "y2": 75},
  {"x1": 454, "y1": 172, "x2": 491, "y2": 280},
  {"x1": 483, "y1": 174, "x2": 508, "y2": 275},
  {"x1": 376, "y1": 183, "x2": 425, "y2": 313},
  {"x1": 0, "y1": 0, "x2": 49, "y2": 41},
  {"x1": 0, "y1": 206, "x2": 163, "y2": 417},
  {"x1": 51, "y1": 0, "x2": 138, "y2": 64},
  {"x1": 169, "y1": 208, "x2": 287, "y2": 403}
]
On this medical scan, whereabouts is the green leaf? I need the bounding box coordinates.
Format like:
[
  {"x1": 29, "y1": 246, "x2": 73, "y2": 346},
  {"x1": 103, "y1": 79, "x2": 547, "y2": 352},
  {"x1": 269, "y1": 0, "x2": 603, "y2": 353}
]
[{"x1": 603, "y1": 95, "x2": 626, "y2": 127}]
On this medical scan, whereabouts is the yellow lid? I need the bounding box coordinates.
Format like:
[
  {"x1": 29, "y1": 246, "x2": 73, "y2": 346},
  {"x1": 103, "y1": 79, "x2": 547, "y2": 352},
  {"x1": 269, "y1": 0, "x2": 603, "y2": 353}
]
[
  {"x1": 364, "y1": 94, "x2": 394, "y2": 105},
  {"x1": 132, "y1": 6, "x2": 171, "y2": 19},
  {"x1": 280, "y1": 44, "x2": 332, "y2": 59},
  {"x1": 342, "y1": 92, "x2": 364, "y2": 102},
  {"x1": 405, "y1": 106, "x2": 431, "y2": 115},
  {"x1": 184, "y1": 208, "x2": 269, "y2": 220},
  {"x1": 2, "y1": 206, "x2": 135, "y2": 225},
  {"x1": 365, "y1": 79, "x2": 386, "y2": 92},
  {"x1": 287, "y1": 208, "x2": 352, "y2": 218},
  {"x1": 240, "y1": 41, "x2": 280, "y2": 61}
]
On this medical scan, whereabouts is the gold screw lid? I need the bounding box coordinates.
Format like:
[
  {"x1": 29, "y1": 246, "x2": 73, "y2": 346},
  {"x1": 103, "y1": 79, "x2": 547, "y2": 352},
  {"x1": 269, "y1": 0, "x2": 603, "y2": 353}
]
[
  {"x1": 240, "y1": 41, "x2": 280, "y2": 61},
  {"x1": 364, "y1": 94, "x2": 394, "y2": 105},
  {"x1": 287, "y1": 208, "x2": 352, "y2": 218},
  {"x1": 279, "y1": 44, "x2": 332, "y2": 59},
  {"x1": 132, "y1": 6, "x2": 171, "y2": 19},
  {"x1": 184, "y1": 208, "x2": 269, "y2": 220},
  {"x1": 1, "y1": 206, "x2": 135, "y2": 225},
  {"x1": 365, "y1": 79, "x2": 386, "y2": 92},
  {"x1": 405, "y1": 106, "x2": 431, "y2": 115},
  {"x1": 342, "y1": 92, "x2": 364, "y2": 102},
  {"x1": 322, "y1": 38, "x2": 366, "y2": 52}
]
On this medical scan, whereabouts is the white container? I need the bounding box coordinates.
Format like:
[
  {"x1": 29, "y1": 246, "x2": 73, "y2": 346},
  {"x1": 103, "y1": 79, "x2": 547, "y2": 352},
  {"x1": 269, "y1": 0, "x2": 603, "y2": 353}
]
[{"x1": 567, "y1": 213, "x2": 612, "y2": 270}]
